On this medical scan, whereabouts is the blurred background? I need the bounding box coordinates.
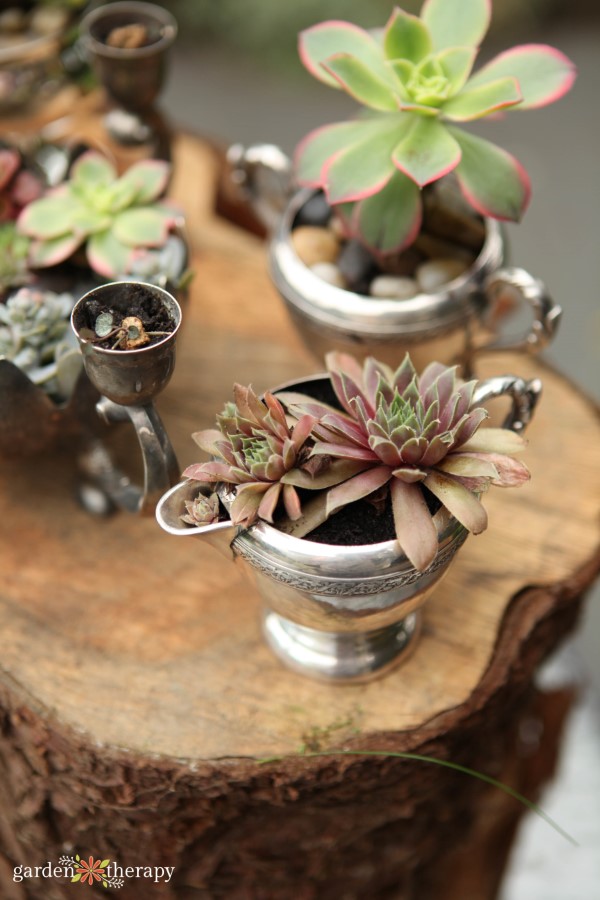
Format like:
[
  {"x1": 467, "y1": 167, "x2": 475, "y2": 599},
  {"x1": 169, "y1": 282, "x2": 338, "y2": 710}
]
[{"x1": 154, "y1": 1, "x2": 599, "y2": 897}]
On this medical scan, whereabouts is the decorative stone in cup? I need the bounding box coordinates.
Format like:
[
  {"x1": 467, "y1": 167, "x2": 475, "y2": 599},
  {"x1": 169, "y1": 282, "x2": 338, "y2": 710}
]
[
  {"x1": 71, "y1": 280, "x2": 181, "y2": 515},
  {"x1": 229, "y1": 146, "x2": 562, "y2": 374},
  {"x1": 156, "y1": 358, "x2": 541, "y2": 683},
  {"x1": 79, "y1": 1, "x2": 177, "y2": 156}
]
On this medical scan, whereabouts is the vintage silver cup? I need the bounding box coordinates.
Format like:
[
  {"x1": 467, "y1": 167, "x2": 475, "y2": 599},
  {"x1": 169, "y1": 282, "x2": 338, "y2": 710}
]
[
  {"x1": 156, "y1": 372, "x2": 541, "y2": 683},
  {"x1": 71, "y1": 281, "x2": 181, "y2": 515},
  {"x1": 228, "y1": 144, "x2": 562, "y2": 373}
]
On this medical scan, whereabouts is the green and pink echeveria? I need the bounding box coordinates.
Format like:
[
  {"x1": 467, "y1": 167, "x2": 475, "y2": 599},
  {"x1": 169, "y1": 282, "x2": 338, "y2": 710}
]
[
  {"x1": 295, "y1": 0, "x2": 576, "y2": 254},
  {"x1": 17, "y1": 151, "x2": 181, "y2": 278}
]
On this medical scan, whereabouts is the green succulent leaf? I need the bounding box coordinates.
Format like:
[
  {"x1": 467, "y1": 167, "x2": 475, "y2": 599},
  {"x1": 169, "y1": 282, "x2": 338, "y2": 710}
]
[
  {"x1": 295, "y1": 120, "x2": 381, "y2": 186},
  {"x1": 118, "y1": 158, "x2": 171, "y2": 204},
  {"x1": 70, "y1": 151, "x2": 116, "y2": 188},
  {"x1": 392, "y1": 116, "x2": 461, "y2": 187},
  {"x1": 87, "y1": 230, "x2": 133, "y2": 278},
  {"x1": 383, "y1": 8, "x2": 432, "y2": 64},
  {"x1": 27, "y1": 233, "x2": 82, "y2": 268},
  {"x1": 421, "y1": 0, "x2": 491, "y2": 52},
  {"x1": 323, "y1": 53, "x2": 399, "y2": 111},
  {"x1": 424, "y1": 469, "x2": 488, "y2": 533},
  {"x1": 465, "y1": 44, "x2": 577, "y2": 110},
  {"x1": 112, "y1": 208, "x2": 171, "y2": 247},
  {"x1": 450, "y1": 127, "x2": 530, "y2": 221},
  {"x1": 102, "y1": 177, "x2": 140, "y2": 213},
  {"x1": 70, "y1": 207, "x2": 112, "y2": 236},
  {"x1": 323, "y1": 120, "x2": 404, "y2": 204},
  {"x1": 299, "y1": 21, "x2": 391, "y2": 88},
  {"x1": 442, "y1": 76, "x2": 522, "y2": 121},
  {"x1": 17, "y1": 197, "x2": 75, "y2": 239},
  {"x1": 437, "y1": 47, "x2": 477, "y2": 94},
  {"x1": 355, "y1": 170, "x2": 422, "y2": 254}
]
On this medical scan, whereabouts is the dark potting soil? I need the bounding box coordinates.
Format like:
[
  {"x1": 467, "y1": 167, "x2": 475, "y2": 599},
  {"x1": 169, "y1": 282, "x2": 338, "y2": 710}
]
[
  {"x1": 75, "y1": 283, "x2": 175, "y2": 350},
  {"x1": 303, "y1": 488, "x2": 441, "y2": 546}
]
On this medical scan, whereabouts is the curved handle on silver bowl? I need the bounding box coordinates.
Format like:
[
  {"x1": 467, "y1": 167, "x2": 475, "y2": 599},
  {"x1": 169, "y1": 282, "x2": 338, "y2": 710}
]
[
  {"x1": 472, "y1": 374, "x2": 543, "y2": 435},
  {"x1": 78, "y1": 397, "x2": 180, "y2": 516},
  {"x1": 226, "y1": 143, "x2": 293, "y2": 233},
  {"x1": 476, "y1": 267, "x2": 562, "y2": 356}
]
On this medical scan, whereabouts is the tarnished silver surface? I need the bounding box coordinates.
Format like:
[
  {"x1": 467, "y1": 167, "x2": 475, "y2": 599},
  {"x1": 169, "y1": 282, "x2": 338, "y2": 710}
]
[
  {"x1": 72, "y1": 282, "x2": 181, "y2": 516},
  {"x1": 229, "y1": 143, "x2": 562, "y2": 371},
  {"x1": 80, "y1": 1, "x2": 177, "y2": 157},
  {"x1": 156, "y1": 371, "x2": 541, "y2": 682}
]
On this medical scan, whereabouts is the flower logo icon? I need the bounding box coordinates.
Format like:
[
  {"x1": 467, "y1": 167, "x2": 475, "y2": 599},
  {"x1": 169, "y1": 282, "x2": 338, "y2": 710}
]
[{"x1": 73, "y1": 856, "x2": 109, "y2": 885}]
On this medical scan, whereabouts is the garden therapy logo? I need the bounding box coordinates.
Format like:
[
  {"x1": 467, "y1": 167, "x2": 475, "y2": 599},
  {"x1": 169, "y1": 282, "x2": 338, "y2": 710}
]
[{"x1": 59, "y1": 855, "x2": 123, "y2": 889}]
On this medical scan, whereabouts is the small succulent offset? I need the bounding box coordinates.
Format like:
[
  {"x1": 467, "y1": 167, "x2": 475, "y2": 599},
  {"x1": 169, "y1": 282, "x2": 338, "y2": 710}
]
[
  {"x1": 295, "y1": 0, "x2": 576, "y2": 254},
  {"x1": 17, "y1": 151, "x2": 181, "y2": 278},
  {"x1": 183, "y1": 353, "x2": 530, "y2": 571},
  {"x1": 180, "y1": 491, "x2": 221, "y2": 527},
  {"x1": 0, "y1": 287, "x2": 82, "y2": 400}
]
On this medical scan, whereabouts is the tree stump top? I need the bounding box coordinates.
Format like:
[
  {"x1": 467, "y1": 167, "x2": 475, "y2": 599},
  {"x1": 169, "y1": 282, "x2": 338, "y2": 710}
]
[{"x1": 0, "y1": 128, "x2": 598, "y2": 763}]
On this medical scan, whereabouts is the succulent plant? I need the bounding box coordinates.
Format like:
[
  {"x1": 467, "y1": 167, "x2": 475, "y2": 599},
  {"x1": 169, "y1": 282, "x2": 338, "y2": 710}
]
[
  {"x1": 17, "y1": 151, "x2": 182, "y2": 278},
  {"x1": 182, "y1": 384, "x2": 363, "y2": 528},
  {"x1": 295, "y1": 0, "x2": 576, "y2": 254},
  {"x1": 283, "y1": 352, "x2": 530, "y2": 570},
  {"x1": 0, "y1": 286, "x2": 82, "y2": 400},
  {"x1": 180, "y1": 490, "x2": 221, "y2": 526},
  {"x1": 183, "y1": 386, "x2": 319, "y2": 527},
  {"x1": 0, "y1": 147, "x2": 44, "y2": 223}
]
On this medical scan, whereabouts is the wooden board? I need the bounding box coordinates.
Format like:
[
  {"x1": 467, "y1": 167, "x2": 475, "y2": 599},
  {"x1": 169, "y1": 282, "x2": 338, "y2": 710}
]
[
  {"x1": 0, "y1": 128, "x2": 598, "y2": 899},
  {"x1": 3, "y1": 132, "x2": 599, "y2": 759}
]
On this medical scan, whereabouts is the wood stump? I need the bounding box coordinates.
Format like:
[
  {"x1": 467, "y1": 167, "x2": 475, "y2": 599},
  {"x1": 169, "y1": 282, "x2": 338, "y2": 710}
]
[{"x1": 0, "y1": 123, "x2": 598, "y2": 899}]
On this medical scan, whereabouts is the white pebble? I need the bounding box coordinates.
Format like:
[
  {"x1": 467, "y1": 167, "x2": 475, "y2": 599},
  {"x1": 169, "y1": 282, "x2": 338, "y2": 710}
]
[
  {"x1": 310, "y1": 262, "x2": 346, "y2": 289},
  {"x1": 369, "y1": 275, "x2": 418, "y2": 300},
  {"x1": 416, "y1": 258, "x2": 468, "y2": 293}
]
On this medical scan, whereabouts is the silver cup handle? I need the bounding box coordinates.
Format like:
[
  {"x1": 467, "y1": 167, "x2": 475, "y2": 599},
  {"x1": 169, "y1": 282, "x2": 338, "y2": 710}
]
[
  {"x1": 472, "y1": 374, "x2": 543, "y2": 435},
  {"x1": 477, "y1": 266, "x2": 562, "y2": 355},
  {"x1": 226, "y1": 143, "x2": 293, "y2": 233},
  {"x1": 79, "y1": 398, "x2": 180, "y2": 517}
]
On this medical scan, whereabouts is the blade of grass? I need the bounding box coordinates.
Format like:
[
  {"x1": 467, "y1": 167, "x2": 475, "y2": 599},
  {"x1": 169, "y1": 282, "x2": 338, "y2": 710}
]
[{"x1": 258, "y1": 749, "x2": 577, "y2": 846}]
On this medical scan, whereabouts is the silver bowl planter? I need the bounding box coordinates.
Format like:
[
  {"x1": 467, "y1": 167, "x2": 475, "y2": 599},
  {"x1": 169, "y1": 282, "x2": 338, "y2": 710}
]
[
  {"x1": 156, "y1": 372, "x2": 541, "y2": 683},
  {"x1": 229, "y1": 144, "x2": 562, "y2": 373}
]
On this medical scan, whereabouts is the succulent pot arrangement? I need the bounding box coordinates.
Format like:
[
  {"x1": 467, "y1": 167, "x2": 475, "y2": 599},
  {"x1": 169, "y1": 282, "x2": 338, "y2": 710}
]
[
  {"x1": 229, "y1": 0, "x2": 574, "y2": 371},
  {"x1": 0, "y1": 138, "x2": 188, "y2": 463},
  {"x1": 157, "y1": 353, "x2": 541, "y2": 681}
]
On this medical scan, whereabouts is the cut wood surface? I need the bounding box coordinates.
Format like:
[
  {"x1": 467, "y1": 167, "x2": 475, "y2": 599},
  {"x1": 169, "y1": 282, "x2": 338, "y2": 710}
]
[
  {"x1": 0, "y1": 112, "x2": 599, "y2": 899},
  {"x1": 0, "y1": 130, "x2": 598, "y2": 761}
]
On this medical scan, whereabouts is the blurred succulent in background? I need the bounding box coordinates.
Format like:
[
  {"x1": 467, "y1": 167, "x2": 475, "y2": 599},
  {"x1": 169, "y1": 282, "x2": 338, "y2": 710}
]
[
  {"x1": 17, "y1": 151, "x2": 182, "y2": 278},
  {"x1": 0, "y1": 146, "x2": 44, "y2": 222},
  {"x1": 0, "y1": 286, "x2": 82, "y2": 400},
  {"x1": 0, "y1": 222, "x2": 31, "y2": 294},
  {"x1": 122, "y1": 233, "x2": 193, "y2": 291},
  {"x1": 295, "y1": 0, "x2": 576, "y2": 254}
]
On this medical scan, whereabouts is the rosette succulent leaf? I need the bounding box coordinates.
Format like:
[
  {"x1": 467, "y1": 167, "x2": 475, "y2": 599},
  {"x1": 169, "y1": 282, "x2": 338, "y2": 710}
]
[
  {"x1": 182, "y1": 386, "x2": 321, "y2": 527},
  {"x1": 17, "y1": 151, "x2": 181, "y2": 278},
  {"x1": 295, "y1": 0, "x2": 576, "y2": 254},
  {"x1": 180, "y1": 491, "x2": 221, "y2": 527},
  {"x1": 0, "y1": 287, "x2": 81, "y2": 400},
  {"x1": 285, "y1": 352, "x2": 530, "y2": 571}
]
